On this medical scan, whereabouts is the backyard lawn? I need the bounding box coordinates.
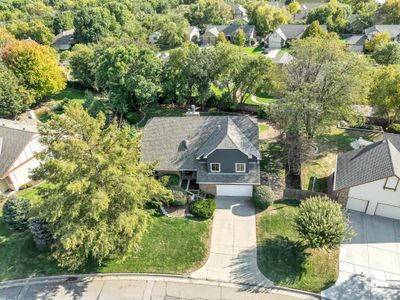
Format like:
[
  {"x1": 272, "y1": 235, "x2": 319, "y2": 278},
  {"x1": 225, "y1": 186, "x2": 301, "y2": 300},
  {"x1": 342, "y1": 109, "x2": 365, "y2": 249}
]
[
  {"x1": 0, "y1": 188, "x2": 210, "y2": 281},
  {"x1": 257, "y1": 200, "x2": 339, "y2": 293},
  {"x1": 301, "y1": 127, "x2": 381, "y2": 192}
]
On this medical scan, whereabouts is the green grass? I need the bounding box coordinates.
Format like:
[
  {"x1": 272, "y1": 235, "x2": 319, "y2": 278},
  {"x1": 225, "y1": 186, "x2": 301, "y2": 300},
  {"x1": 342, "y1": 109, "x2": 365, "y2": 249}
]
[
  {"x1": 137, "y1": 105, "x2": 186, "y2": 127},
  {"x1": 0, "y1": 187, "x2": 210, "y2": 281},
  {"x1": 51, "y1": 88, "x2": 86, "y2": 104},
  {"x1": 257, "y1": 200, "x2": 339, "y2": 293},
  {"x1": 242, "y1": 45, "x2": 264, "y2": 56},
  {"x1": 259, "y1": 123, "x2": 269, "y2": 135}
]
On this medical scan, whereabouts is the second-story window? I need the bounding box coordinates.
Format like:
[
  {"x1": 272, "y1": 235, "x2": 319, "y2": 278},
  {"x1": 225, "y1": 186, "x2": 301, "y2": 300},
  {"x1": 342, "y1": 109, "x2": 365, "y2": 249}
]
[
  {"x1": 235, "y1": 163, "x2": 246, "y2": 173},
  {"x1": 210, "y1": 163, "x2": 220, "y2": 173}
]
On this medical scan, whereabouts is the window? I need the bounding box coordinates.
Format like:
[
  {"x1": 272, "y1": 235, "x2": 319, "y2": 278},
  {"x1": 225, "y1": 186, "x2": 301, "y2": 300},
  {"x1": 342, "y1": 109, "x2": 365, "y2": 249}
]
[
  {"x1": 384, "y1": 177, "x2": 399, "y2": 191},
  {"x1": 210, "y1": 163, "x2": 220, "y2": 173},
  {"x1": 235, "y1": 163, "x2": 246, "y2": 173}
]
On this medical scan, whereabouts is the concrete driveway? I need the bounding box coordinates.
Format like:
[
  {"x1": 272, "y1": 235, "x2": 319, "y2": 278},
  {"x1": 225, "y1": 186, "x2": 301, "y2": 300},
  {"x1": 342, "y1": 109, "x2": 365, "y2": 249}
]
[
  {"x1": 191, "y1": 197, "x2": 272, "y2": 287},
  {"x1": 323, "y1": 211, "x2": 400, "y2": 299}
]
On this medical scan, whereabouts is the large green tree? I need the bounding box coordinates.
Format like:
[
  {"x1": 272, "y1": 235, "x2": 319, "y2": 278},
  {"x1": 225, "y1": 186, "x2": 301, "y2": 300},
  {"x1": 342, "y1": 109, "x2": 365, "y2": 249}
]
[
  {"x1": 32, "y1": 103, "x2": 171, "y2": 270},
  {"x1": 7, "y1": 20, "x2": 55, "y2": 45},
  {"x1": 248, "y1": 2, "x2": 290, "y2": 36},
  {"x1": 2, "y1": 40, "x2": 66, "y2": 100},
  {"x1": 96, "y1": 45, "x2": 162, "y2": 118},
  {"x1": 271, "y1": 37, "x2": 371, "y2": 175},
  {"x1": 188, "y1": 0, "x2": 232, "y2": 28},
  {"x1": 372, "y1": 42, "x2": 400, "y2": 65},
  {"x1": 306, "y1": 0, "x2": 351, "y2": 32},
  {"x1": 383, "y1": 0, "x2": 400, "y2": 24}
]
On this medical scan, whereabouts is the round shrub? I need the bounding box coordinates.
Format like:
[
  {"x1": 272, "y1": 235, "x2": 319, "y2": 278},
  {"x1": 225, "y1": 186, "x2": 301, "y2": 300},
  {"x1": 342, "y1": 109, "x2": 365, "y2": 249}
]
[
  {"x1": 294, "y1": 196, "x2": 354, "y2": 248},
  {"x1": 29, "y1": 217, "x2": 54, "y2": 250},
  {"x1": 252, "y1": 186, "x2": 274, "y2": 209},
  {"x1": 189, "y1": 198, "x2": 216, "y2": 219},
  {"x1": 2, "y1": 196, "x2": 31, "y2": 231},
  {"x1": 388, "y1": 123, "x2": 400, "y2": 133},
  {"x1": 170, "y1": 187, "x2": 188, "y2": 206},
  {"x1": 125, "y1": 112, "x2": 141, "y2": 124}
]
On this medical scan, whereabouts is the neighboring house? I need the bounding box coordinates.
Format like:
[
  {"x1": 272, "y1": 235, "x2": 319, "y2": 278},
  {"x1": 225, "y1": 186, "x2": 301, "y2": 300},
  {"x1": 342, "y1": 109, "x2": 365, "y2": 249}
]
[
  {"x1": 0, "y1": 119, "x2": 44, "y2": 193},
  {"x1": 148, "y1": 32, "x2": 161, "y2": 44},
  {"x1": 344, "y1": 34, "x2": 367, "y2": 52},
  {"x1": 293, "y1": 2, "x2": 326, "y2": 21},
  {"x1": 141, "y1": 115, "x2": 261, "y2": 197},
  {"x1": 270, "y1": 51, "x2": 294, "y2": 64},
  {"x1": 51, "y1": 29, "x2": 75, "y2": 50},
  {"x1": 201, "y1": 25, "x2": 256, "y2": 46},
  {"x1": 333, "y1": 133, "x2": 400, "y2": 220},
  {"x1": 364, "y1": 25, "x2": 400, "y2": 42},
  {"x1": 188, "y1": 26, "x2": 200, "y2": 42},
  {"x1": 265, "y1": 24, "x2": 327, "y2": 49},
  {"x1": 232, "y1": 4, "x2": 249, "y2": 23}
]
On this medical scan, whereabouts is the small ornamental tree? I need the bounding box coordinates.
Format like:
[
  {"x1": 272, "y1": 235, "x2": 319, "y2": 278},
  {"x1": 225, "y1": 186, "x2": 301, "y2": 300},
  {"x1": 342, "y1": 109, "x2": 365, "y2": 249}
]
[
  {"x1": 302, "y1": 21, "x2": 327, "y2": 39},
  {"x1": 217, "y1": 32, "x2": 227, "y2": 44},
  {"x1": 235, "y1": 29, "x2": 246, "y2": 47},
  {"x1": 252, "y1": 186, "x2": 274, "y2": 209},
  {"x1": 2, "y1": 196, "x2": 31, "y2": 231},
  {"x1": 294, "y1": 196, "x2": 354, "y2": 248}
]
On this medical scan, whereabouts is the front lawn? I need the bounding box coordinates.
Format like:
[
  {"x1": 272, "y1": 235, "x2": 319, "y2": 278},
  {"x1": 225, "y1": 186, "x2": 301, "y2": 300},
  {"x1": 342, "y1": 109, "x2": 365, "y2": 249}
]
[
  {"x1": 242, "y1": 45, "x2": 264, "y2": 56},
  {"x1": 257, "y1": 200, "x2": 339, "y2": 293},
  {"x1": 0, "y1": 189, "x2": 210, "y2": 281}
]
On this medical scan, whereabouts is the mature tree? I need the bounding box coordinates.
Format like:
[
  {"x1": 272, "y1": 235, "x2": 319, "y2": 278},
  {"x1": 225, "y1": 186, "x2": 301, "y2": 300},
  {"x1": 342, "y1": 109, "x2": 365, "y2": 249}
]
[
  {"x1": 383, "y1": 0, "x2": 400, "y2": 24},
  {"x1": 73, "y1": 6, "x2": 118, "y2": 43},
  {"x1": 157, "y1": 15, "x2": 190, "y2": 49},
  {"x1": 53, "y1": 11, "x2": 74, "y2": 34},
  {"x1": 96, "y1": 45, "x2": 162, "y2": 118},
  {"x1": 365, "y1": 32, "x2": 390, "y2": 52},
  {"x1": 295, "y1": 196, "x2": 353, "y2": 248},
  {"x1": 0, "y1": 28, "x2": 16, "y2": 49},
  {"x1": 217, "y1": 32, "x2": 227, "y2": 44},
  {"x1": 2, "y1": 40, "x2": 66, "y2": 100},
  {"x1": 214, "y1": 43, "x2": 272, "y2": 104},
  {"x1": 288, "y1": 1, "x2": 301, "y2": 14},
  {"x1": 163, "y1": 42, "x2": 216, "y2": 107},
  {"x1": 302, "y1": 21, "x2": 327, "y2": 39},
  {"x1": 32, "y1": 103, "x2": 171, "y2": 270},
  {"x1": 70, "y1": 44, "x2": 97, "y2": 89},
  {"x1": 271, "y1": 37, "x2": 371, "y2": 175},
  {"x1": 234, "y1": 29, "x2": 246, "y2": 47},
  {"x1": 248, "y1": 3, "x2": 291, "y2": 36},
  {"x1": 7, "y1": 20, "x2": 55, "y2": 45},
  {"x1": 369, "y1": 65, "x2": 400, "y2": 125},
  {"x1": 306, "y1": 0, "x2": 351, "y2": 32},
  {"x1": 188, "y1": 0, "x2": 232, "y2": 28},
  {"x1": 0, "y1": 63, "x2": 34, "y2": 117},
  {"x1": 372, "y1": 42, "x2": 400, "y2": 65}
]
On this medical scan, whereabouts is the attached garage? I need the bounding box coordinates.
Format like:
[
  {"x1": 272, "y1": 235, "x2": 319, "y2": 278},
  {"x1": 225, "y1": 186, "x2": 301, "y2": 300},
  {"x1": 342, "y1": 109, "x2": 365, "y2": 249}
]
[
  {"x1": 375, "y1": 204, "x2": 400, "y2": 220},
  {"x1": 346, "y1": 197, "x2": 369, "y2": 213},
  {"x1": 216, "y1": 185, "x2": 253, "y2": 197}
]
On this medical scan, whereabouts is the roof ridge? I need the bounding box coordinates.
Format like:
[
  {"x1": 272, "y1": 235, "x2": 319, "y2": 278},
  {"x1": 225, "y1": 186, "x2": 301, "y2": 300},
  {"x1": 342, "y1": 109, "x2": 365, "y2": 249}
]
[{"x1": 386, "y1": 139, "x2": 400, "y2": 178}]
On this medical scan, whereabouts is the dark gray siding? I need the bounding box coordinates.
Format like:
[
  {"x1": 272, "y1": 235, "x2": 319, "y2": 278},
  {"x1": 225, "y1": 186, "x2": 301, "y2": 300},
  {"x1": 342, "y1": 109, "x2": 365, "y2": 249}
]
[{"x1": 207, "y1": 149, "x2": 249, "y2": 173}]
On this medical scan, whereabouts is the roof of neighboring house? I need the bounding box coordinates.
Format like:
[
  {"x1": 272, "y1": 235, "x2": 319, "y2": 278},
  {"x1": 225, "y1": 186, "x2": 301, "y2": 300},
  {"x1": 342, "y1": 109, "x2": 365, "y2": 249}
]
[
  {"x1": 294, "y1": 2, "x2": 326, "y2": 20},
  {"x1": 188, "y1": 26, "x2": 200, "y2": 34},
  {"x1": 51, "y1": 29, "x2": 75, "y2": 48},
  {"x1": 345, "y1": 34, "x2": 367, "y2": 46},
  {"x1": 365, "y1": 25, "x2": 400, "y2": 38},
  {"x1": 232, "y1": 4, "x2": 247, "y2": 14},
  {"x1": 267, "y1": 24, "x2": 327, "y2": 40},
  {"x1": 334, "y1": 133, "x2": 400, "y2": 190},
  {"x1": 0, "y1": 125, "x2": 37, "y2": 178},
  {"x1": 204, "y1": 25, "x2": 255, "y2": 38},
  {"x1": 271, "y1": 52, "x2": 294, "y2": 64},
  {"x1": 141, "y1": 116, "x2": 260, "y2": 172}
]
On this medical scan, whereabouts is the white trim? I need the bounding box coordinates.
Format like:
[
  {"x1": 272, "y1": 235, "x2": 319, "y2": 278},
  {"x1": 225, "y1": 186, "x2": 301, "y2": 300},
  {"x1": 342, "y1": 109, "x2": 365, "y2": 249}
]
[
  {"x1": 210, "y1": 163, "x2": 221, "y2": 173},
  {"x1": 235, "y1": 163, "x2": 246, "y2": 173},
  {"x1": 198, "y1": 182, "x2": 260, "y2": 185},
  {"x1": 202, "y1": 148, "x2": 252, "y2": 160}
]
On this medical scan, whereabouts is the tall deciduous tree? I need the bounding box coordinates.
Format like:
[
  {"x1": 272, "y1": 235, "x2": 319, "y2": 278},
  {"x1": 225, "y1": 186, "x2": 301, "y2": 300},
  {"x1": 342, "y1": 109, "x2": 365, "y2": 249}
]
[
  {"x1": 383, "y1": 0, "x2": 400, "y2": 24},
  {"x1": 0, "y1": 28, "x2": 16, "y2": 49},
  {"x1": 7, "y1": 20, "x2": 55, "y2": 45},
  {"x1": 365, "y1": 32, "x2": 390, "y2": 52},
  {"x1": 188, "y1": 0, "x2": 232, "y2": 29},
  {"x1": 248, "y1": 3, "x2": 290, "y2": 36},
  {"x1": 96, "y1": 45, "x2": 162, "y2": 118},
  {"x1": 234, "y1": 29, "x2": 246, "y2": 47},
  {"x1": 302, "y1": 21, "x2": 327, "y2": 39},
  {"x1": 372, "y1": 42, "x2": 400, "y2": 65},
  {"x1": 2, "y1": 40, "x2": 66, "y2": 100},
  {"x1": 369, "y1": 65, "x2": 400, "y2": 125},
  {"x1": 271, "y1": 37, "x2": 371, "y2": 175},
  {"x1": 306, "y1": 0, "x2": 351, "y2": 32},
  {"x1": 32, "y1": 103, "x2": 171, "y2": 270}
]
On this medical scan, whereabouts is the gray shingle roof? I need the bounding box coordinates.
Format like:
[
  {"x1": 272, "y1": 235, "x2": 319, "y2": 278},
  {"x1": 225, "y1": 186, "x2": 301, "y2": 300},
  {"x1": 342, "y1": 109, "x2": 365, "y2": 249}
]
[
  {"x1": 0, "y1": 126, "x2": 36, "y2": 177},
  {"x1": 345, "y1": 34, "x2": 367, "y2": 45},
  {"x1": 52, "y1": 29, "x2": 75, "y2": 47},
  {"x1": 365, "y1": 25, "x2": 400, "y2": 39},
  {"x1": 205, "y1": 25, "x2": 255, "y2": 38},
  {"x1": 141, "y1": 116, "x2": 260, "y2": 172},
  {"x1": 268, "y1": 24, "x2": 327, "y2": 40},
  {"x1": 334, "y1": 134, "x2": 400, "y2": 190}
]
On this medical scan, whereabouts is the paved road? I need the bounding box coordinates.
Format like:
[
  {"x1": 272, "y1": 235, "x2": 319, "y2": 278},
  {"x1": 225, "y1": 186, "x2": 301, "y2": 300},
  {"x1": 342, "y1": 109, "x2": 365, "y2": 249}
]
[
  {"x1": 0, "y1": 275, "x2": 318, "y2": 300},
  {"x1": 191, "y1": 197, "x2": 272, "y2": 286},
  {"x1": 323, "y1": 211, "x2": 400, "y2": 299}
]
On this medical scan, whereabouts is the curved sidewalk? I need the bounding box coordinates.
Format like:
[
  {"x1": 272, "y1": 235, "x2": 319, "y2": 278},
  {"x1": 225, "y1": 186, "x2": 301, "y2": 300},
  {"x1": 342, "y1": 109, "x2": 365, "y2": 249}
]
[{"x1": 0, "y1": 274, "x2": 320, "y2": 300}]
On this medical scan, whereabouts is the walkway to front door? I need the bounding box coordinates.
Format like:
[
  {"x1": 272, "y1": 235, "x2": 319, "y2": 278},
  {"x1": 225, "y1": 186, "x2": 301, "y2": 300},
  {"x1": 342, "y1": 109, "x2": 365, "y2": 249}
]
[{"x1": 191, "y1": 196, "x2": 273, "y2": 287}]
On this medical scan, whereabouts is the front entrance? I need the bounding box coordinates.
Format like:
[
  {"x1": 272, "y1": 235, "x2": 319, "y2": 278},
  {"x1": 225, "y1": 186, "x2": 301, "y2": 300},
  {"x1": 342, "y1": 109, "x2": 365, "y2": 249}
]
[{"x1": 216, "y1": 185, "x2": 253, "y2": 197}]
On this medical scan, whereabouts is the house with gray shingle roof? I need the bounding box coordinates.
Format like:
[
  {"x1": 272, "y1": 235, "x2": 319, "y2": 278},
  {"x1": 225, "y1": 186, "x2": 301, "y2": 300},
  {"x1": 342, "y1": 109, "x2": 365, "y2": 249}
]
[
  {"x1": 51, "y1": 29, "x2": 76, "y2": 50},
  {"x1": 364, "y1": 25, "x2": 400, "y2": 42},
  {"x1": 141, "y1": 115, "x2": 260, "y2": 196},
  {"x1": 333, "y1": 133, "x2": 400, "y2": 220},
  {"x1": 0, "y1": 119, "x2": 45, "y2": 193},
  {"x1": 201, "y1": 25, "x2": 256, "y2": 46}
]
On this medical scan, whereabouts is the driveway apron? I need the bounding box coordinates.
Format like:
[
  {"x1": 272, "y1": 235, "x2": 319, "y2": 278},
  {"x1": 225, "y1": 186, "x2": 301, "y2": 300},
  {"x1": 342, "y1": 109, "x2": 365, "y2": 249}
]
[{"x1": 191, "y1": 196, "x2": 273, "y2": 287}]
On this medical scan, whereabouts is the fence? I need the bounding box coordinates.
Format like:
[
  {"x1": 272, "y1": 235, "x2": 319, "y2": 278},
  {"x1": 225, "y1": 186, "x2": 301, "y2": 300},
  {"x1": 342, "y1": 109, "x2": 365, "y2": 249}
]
[{"x1": 283, "y1": 188, "x2": 329, "y2": 200}]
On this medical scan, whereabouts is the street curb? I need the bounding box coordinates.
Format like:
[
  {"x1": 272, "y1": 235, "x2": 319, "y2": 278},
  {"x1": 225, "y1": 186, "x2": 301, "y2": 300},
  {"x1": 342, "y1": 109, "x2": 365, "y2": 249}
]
[{"x1": 0, "y1": 273, "x2": 323, "y2": 299}]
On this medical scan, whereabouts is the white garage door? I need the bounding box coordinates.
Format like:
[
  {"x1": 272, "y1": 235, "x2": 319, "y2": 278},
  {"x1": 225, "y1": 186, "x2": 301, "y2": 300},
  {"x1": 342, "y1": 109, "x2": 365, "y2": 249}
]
[
  {"x1": 346, "y1": 197, "x2": 369, "y2": 213},
  {"x1": 375, "y1": 203, "x2": 400, "y2": 220},
  {"x1": 216, "y1": 185, "x2": 253, "y2": 197}
]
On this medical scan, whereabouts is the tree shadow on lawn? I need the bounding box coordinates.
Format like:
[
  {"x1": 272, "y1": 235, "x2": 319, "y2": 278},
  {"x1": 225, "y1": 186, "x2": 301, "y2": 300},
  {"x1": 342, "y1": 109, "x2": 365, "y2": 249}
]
[{"x1": 258, "y1": 236, "x2": 309, "y2": 287}]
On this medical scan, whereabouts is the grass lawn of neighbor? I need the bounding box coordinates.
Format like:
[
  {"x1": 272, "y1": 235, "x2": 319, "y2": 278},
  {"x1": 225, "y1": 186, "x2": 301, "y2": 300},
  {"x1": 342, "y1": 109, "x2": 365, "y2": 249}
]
[
  {"x1": 242, "y1": 45, "x2": 264, "y2": 56},
  {"x1": 0, "y1": 187, "x2": 210, "y2": 281},
  {"x1": 301, "y1": 127, "x2": 381, "y2": 193},
  {"x1": 257, "y1": 200, "x2": 339, "y2": 293}
]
